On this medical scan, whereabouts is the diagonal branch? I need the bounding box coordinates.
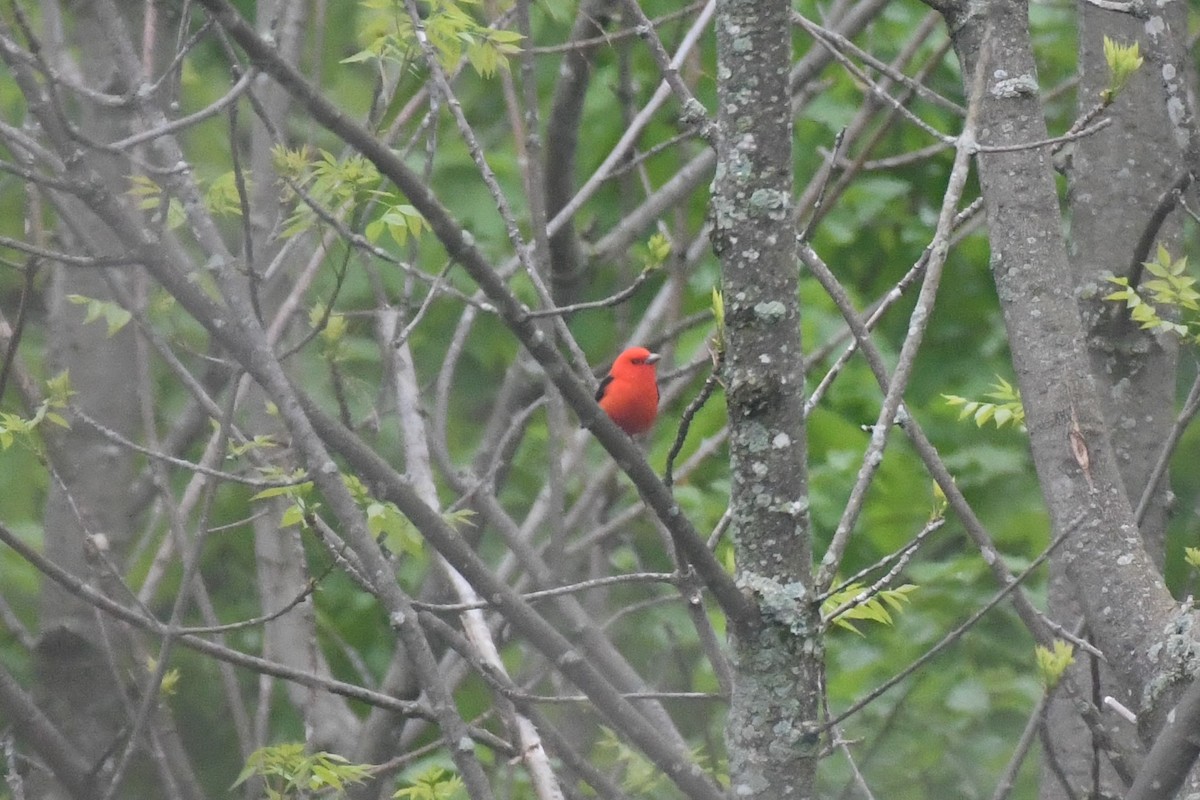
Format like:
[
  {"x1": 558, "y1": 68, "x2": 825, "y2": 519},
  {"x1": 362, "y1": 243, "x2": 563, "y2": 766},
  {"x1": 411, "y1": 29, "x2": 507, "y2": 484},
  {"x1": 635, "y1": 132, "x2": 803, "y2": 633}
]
[{"x1": 191, "y1": 0, "x2": 749, "y2": 624}]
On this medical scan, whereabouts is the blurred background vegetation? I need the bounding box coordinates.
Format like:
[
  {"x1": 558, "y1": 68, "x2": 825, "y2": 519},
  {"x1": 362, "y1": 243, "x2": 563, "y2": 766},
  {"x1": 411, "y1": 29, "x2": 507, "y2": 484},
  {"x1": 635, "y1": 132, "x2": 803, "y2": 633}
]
[{"x1": 0, "y1": 0, "x2": 1197, "y2": 797}]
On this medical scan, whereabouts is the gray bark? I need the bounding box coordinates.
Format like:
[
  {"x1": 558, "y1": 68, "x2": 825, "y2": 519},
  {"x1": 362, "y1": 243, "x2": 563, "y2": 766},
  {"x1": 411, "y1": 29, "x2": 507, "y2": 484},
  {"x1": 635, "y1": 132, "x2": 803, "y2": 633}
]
[
  {"x1": 712, "y1": 0, "x2": 822, "y2": 797},
  {"x1": 32, "y1": 1, "x2": 144, "y2": 796},
  {"x1": 1042, "y1": 3, "x2": 1187, "y2": 797},
  {"x1": 930, "y1": 0, "x2": 1200, "y2": 791}
]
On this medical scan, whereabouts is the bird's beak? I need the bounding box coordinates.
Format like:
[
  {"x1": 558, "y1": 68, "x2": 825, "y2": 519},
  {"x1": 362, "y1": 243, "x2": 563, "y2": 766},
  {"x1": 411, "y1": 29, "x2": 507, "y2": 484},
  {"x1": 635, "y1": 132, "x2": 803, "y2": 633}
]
[{"x1": 645, "y1": 353, "x2": 661, "y2": 364}]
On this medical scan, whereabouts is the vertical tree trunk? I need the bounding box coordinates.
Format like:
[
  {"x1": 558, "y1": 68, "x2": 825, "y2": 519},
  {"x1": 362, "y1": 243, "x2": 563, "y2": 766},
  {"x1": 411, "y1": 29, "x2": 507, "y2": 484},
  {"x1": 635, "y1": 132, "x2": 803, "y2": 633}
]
[
  {"x1": 32, "y1": 1, "x2": 143, "y2": 796},
  {"x1": 1041, "y1": 4, "x2": 1186, "y2": 797},
  {"x1": 712, "y1": 0, "x2": 822, "y2": 796},
  {"x1": 243, "y1": 0, "x2": 362, "y2": 756},
  {"x1": 932, "y1": 0, "x2": 1182, "y2": 740}
]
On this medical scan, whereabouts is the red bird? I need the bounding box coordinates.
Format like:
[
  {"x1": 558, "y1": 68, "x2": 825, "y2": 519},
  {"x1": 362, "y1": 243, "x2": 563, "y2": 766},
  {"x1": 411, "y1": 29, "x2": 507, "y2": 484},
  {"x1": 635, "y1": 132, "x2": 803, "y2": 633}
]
[{"x1": 596, "y1": 346, "x2": 661, "y2": 435}]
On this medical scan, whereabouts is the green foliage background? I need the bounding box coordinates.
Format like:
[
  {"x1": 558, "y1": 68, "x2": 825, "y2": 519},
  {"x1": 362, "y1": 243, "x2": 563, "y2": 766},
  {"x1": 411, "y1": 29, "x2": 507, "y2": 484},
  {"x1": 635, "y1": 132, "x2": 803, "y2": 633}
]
[{"x1": 0, "y1": 0, "x2": 1197, "y2": 798}]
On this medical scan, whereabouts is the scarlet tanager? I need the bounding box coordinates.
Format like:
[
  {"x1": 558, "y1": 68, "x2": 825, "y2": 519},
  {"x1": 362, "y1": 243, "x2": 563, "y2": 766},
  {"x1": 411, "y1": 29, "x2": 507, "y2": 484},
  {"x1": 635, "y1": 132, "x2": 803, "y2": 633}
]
[{"x1": 596, "y1": 346, "x2": 661, "y2": 435}]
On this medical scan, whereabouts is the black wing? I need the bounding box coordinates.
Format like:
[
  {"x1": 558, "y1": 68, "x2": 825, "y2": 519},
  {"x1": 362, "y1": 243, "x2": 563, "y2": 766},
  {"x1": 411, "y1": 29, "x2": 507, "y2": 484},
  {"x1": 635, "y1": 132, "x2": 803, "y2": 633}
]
[{"x1": 595, "y1": 373, "x2": 614, "y2": 402}]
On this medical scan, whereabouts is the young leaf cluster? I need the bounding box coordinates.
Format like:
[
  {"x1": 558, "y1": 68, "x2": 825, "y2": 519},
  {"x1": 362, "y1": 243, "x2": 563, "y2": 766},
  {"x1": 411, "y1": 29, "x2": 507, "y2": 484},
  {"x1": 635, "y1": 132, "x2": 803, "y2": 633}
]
[
  {"x1": 234, "y1": 743, "x2": 371, "y2": 799},
  {"x1": 0, "y1": 373, "x2": 72, "y2": 454},
  {"x1": 66, "y1": 294, "x2": 132, "y2": 337},
  {"x1": 1184, "y1": 547, "x2": 1200, "y2": 571},
  {"x1": 1101, "y1": 36, "x2": 1144, "y2": 105},
  {"x1": 345, "y1": 0, "x2": 522, "y2": 79},
  {"x1": 310, "y1": 305, "x2": 350, "y2": 362},
  {"x1": 711, "y1": 288, "x2": 726, "y2": 357},
  {"x1": 1105, "y1": 245, "x2": 1200, "y2": 342},
  {"x1": 272, "y1": 146, "x2": 425, "y2": 246},
  {"x1": 393, "y1": 766, "x2": 466, "y2": 800},
  {"x1": 1034, "y1": 641, "x2": 1074, "y2": 689},
  {"x1": 822, "y1": 582, "x2": 918, "y2": 635},
  {"x1": 942, "y1": 377, "x2": 1025, "y2": 431},
  {"x1": 127, "y1": 174, "x2": 186, "y2": 229},
  {"x1": 596, "y1": 729, "x2": 720, "y2": 797},
  {"x1": 129, "y1": 171, "x2": 249, "y2": 223}
]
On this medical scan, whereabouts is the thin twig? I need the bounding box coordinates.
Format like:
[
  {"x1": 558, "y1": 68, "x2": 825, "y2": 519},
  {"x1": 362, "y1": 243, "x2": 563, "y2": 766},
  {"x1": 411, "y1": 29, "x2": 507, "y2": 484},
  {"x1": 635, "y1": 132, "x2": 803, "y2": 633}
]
[
  {"x1": 988, "y1": 690, "x2": 1050, "y2": 800},
  {"x1": 523, "y1": 267, "x2": 657, "y2": 318},
  {"x1": 814, "y1": 47, "x2": 985, "y2": 591},
  {"x1": 794, "y1": 12, "x2": 957, "y2": 146},
  {"x1": 664, "y1": 347, "x2": 722, "y2": 489},
  {"x1": 793, "y1": 12, "x2": 964, "y2": 115},
  {"x1": 1134, "y1": 368, "x2": 1200, "y2": 525},
  {"x1": 227, "y1": 93, "x2": 261, "y2": 324},
  {"x1": 821, "y1": 520, "x2": 940, "y2": 628},
  {"x1": 831, "y1": 140, "x2": 951, "y2": 171},
  {"x1": 71, "y1": 406, "x2": 307, "y2": 488},
  {"x1": 529, "y1": 2, "x2": 705, "y2": 53},
  {"x1": 416, "y1": 570, "x2": 680, "y2": 612},
  {"x1": 976, "y1": 117, "x2": 1111, "y2": 153},
  {"x1": 826, "y1": 525, "x2": 1072, "y2": 730},
  {"x1": 619, "y1": 0, "x2": 714, "y2": 141},
  {"x1": 820, "y1": 515, "x2": 943, "y2": 604},
  {"x1": 803, "y1": 244, "x2": 1105, "y2": 661},
  {"x1": 1126, "y1": 169, "x2": 1193, "y2": 287},
  {"x1": 0, "y1": 257, "x2": 36, "y2": 405},
  {"x1": 799, "y1": 128, "x2": 846, "y2": 243},
  {"x1": 0, "y1": 236, "x2": 136, "y2": 267},
  {"x1": 108, "y1": 68, "x2": 255, "y2": 149},
  {"x1": 544, "y1": 0, "x2": 717, "y2": 243}
]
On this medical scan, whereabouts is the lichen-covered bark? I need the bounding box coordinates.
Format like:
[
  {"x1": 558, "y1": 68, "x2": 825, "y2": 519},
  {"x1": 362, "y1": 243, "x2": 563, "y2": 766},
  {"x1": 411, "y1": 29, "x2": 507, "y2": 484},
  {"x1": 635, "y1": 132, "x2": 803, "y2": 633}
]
[
  {"x1": 934, "y1": 0, "x2": 1186, "y2": 736},
  {"x1": 711, "y1": 0, "x2": 821, "y2": 796}
]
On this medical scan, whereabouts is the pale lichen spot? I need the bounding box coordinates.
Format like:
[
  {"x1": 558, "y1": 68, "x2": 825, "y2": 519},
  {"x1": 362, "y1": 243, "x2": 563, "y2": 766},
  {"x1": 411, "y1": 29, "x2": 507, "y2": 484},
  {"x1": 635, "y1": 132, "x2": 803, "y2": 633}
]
[
  {"x1": 991, "y1": 75, "x2": 1037, "y2": 98},
  {"x1": 753, "y1": 300, "x2": 786, "y2": 322}
]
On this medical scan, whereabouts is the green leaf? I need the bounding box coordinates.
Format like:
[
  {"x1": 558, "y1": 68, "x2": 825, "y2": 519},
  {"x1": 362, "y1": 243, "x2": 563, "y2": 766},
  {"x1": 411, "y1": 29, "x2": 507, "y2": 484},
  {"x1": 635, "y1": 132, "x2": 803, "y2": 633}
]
[
  {"x1": 1184, "y1": 547, "x2": 1200, "y2": 570},
  {"x1": 711, "y1": 288, "x2": 726, "y2": 354},
  {"x1": 67, "y1": 295, "x2": 132, "y2": 336},
  {"x1": 280, "y1": 504, "x2": 307, "y2": 528},
  {"x1": 45, "y1": 371, "x2": 75, "y2": 405},
  {"x1": 393, "y1": 766, "x2": 466, "y2": 800},
  {"x1": 236, "y1": 744, "x2": 370, "y2": 795},
  {"x1": 250, "y1": 484, "x2": 303, "y2": 501},
  {"x1": 442, "y1": 508, "x2": 476, "y2": 530},
  {"x1": 1035, "y1": 640, "x2": 1075, "y2": 689},
  {"x1": 44, "y1": 412, "x2": 70, "y2": 429},
  {"x1": 1101, "y1": 36, "x2": 1143, "y2": 103},
  {"x1": 943, "y1": 377, "x2": 1025, "y2": 431},
  {"x1": 206, "y1": 170, "x2": 249, "y2": 217},
  {"x1": 879, "y1": 583, "x2": 918, "y2": 612},
  {"x1": 644, "y1": 232, "x2": 671, "y2": 266},
  {"x1": 340, "y1": 48, "x2": 379, "y2": 64},
  {"x1": 822, "y1": 581, "x2": 918, "y2": 635}
]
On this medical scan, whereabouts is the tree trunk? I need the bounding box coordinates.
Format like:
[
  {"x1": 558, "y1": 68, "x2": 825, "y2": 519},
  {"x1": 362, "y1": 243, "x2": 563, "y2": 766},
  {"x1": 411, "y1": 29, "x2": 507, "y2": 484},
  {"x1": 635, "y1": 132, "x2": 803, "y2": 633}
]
[
  {"x1": 1041, "y1": 3, "x2": 1187, "y2": 797},
  {"x1": 32, "y1": 1, "x2": 144, "y2": 795},
  {"x1": 932, "y1": 0, "x2": 1198, "y2": 781},
  {"x1": 713, "y1": 0, "x2": 822, "y2": 796}
]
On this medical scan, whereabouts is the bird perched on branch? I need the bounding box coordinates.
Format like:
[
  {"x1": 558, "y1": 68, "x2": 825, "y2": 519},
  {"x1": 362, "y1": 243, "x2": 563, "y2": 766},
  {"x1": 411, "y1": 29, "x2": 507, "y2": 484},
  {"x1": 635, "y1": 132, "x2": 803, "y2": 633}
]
[{"x1": 596, "y1": 346, "x2": 661, "y2": 435}]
